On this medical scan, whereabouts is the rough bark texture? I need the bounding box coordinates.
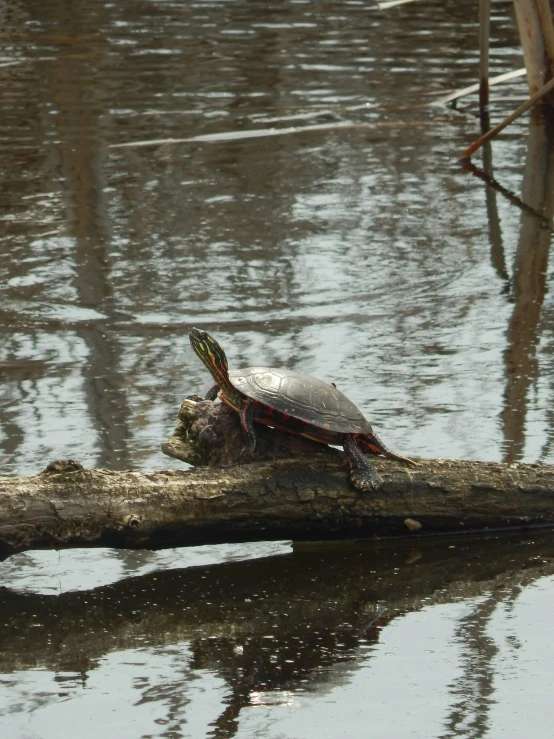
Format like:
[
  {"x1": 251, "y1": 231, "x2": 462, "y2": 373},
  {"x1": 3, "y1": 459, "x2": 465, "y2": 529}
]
[{"x1": 1, "y1": 398, "x2": 554, "y2": 557}]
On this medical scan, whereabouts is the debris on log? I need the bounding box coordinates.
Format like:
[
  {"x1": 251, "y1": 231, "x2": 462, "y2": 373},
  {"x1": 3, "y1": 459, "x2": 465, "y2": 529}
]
[{"x1": 161, "y1": 397, "x2": 336, "y2": 467}]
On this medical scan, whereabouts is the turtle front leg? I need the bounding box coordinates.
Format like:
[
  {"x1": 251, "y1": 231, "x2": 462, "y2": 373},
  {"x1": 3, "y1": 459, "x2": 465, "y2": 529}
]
[
  {"x1": 204, "y1": 383, "x2": 220, "y2": 401},
  {"x1": 343, "y1": 435, "x2": 383, "y2": 493},
  {"x1": 239, "y1": 399, "x2": 259, "y2": 455}
]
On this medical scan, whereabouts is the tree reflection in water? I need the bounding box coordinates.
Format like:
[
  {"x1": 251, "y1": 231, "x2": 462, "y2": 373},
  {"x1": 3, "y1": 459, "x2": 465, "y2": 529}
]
[{"x1": 1, "y1": 532, "x2": 554, "y2": 736}]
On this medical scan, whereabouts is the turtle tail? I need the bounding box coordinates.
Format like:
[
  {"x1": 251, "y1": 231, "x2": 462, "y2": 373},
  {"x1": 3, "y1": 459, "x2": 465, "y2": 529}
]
[{"x1": 358, "y1": 432, "x2": 417, "y2": 467}]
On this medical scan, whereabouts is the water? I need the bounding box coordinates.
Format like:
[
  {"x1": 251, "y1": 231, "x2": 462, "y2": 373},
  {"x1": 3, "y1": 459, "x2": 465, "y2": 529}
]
[{"x1": 2, "y1": 0, "x2": 554, "y2": 736}]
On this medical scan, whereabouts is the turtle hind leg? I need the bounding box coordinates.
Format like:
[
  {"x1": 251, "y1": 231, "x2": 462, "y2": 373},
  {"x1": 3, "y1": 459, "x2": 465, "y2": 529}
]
[
  {"x1": 360, "y1": 431, "x2": 417, "y2": 467},
  {"x1": 343, "y1": 435, "x2": 383, "y2": 493}
]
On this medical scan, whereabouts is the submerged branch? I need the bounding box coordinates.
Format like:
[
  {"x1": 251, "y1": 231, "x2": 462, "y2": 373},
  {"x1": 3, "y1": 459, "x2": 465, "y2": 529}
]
[
  {"x1": 108, "y1": 120, "x2": 440, "y2": 149},
  {"x1": 461, "y1": 159, "x2": 553, "y2": 229}
]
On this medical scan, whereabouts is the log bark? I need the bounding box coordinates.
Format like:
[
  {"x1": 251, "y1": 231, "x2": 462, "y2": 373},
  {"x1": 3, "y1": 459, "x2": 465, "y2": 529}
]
[{"x1": 1, "y1": 399, "x2": 554, "y2": 557}]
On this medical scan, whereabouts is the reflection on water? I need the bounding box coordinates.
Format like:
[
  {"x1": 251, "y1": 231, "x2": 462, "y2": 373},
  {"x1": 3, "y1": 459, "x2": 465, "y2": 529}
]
[
  {"x1": 2, "y1": 0, "x2": 554, "y2": 736},
  {"x1": 1, "y1": 534, "x2": 554, "y2": 737},
  {"x1": 0, "y1": 541, "x2": 293, "y2": 595},
  {"x1": 2, "y1": 0, "x2": 548, "y2": 478},
  {"x1": 501, "y1": 117, "x2": 554, "y2": 463}
]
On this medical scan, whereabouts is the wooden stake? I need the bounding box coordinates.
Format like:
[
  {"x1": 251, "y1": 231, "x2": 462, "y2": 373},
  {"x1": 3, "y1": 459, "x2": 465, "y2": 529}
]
[
  {"x1": 513, "y1": 0, "x2": 554, "y2": 97},
  {"x1": 479, "y1": 0, "x2": 492, "y2": 109},
  {"x1": 536, "y1": 0, "x2": 554, "y2": 77}
]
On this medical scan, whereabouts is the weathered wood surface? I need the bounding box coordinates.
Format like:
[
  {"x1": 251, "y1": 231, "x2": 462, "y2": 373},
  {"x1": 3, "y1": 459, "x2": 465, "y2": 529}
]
[{"x1": 1, "y1": 399, "x2": 554, "y2": 557}]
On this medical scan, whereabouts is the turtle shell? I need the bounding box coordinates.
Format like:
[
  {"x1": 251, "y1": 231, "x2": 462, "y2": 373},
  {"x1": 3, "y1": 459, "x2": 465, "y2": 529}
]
[{"x1": 229, "y1": 367, "x2": 372, "y2": 435}]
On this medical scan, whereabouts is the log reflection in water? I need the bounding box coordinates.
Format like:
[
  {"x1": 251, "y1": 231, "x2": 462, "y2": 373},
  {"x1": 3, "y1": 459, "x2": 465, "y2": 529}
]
[{"x1": 2, "y1": 532, "x2": 554, "y2": 735}]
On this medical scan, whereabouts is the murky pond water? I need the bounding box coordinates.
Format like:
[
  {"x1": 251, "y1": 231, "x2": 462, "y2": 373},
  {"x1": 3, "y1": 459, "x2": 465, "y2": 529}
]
[{"x1": 2, "y1": 0, "x2": 554, "y2": 736}]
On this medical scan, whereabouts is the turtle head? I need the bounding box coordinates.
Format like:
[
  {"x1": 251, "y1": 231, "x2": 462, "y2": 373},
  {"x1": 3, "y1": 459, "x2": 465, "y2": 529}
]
[{"x1": 189, "y1": 328, "x2": 230, "y2": 385}]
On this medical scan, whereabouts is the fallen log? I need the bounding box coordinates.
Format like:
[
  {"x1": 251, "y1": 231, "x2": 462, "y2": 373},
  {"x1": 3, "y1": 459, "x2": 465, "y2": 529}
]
[{"x1": 1, "y1": 398, "x2": 554, "y2": 557}]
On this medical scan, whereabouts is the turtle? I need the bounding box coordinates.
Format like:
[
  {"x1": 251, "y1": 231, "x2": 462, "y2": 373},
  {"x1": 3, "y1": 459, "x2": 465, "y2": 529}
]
[{"x1": 189, "y1": 328, "x2": 416, "y2": 492}]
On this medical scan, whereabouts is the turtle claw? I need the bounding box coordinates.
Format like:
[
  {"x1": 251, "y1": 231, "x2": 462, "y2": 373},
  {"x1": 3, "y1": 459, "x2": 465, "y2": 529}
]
[
  {"x1": 349, "y1": 466, "x2": 384, "y2": 494},
  {"x1": 238, "y1": 439, "x2": 257, "y2": 462},
  {"x1": 343, "y1": 435, "x2": 385, "y2": 493},
  {"x1": 204, "y1": 383, "x2": 220, "y2": 401}
]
